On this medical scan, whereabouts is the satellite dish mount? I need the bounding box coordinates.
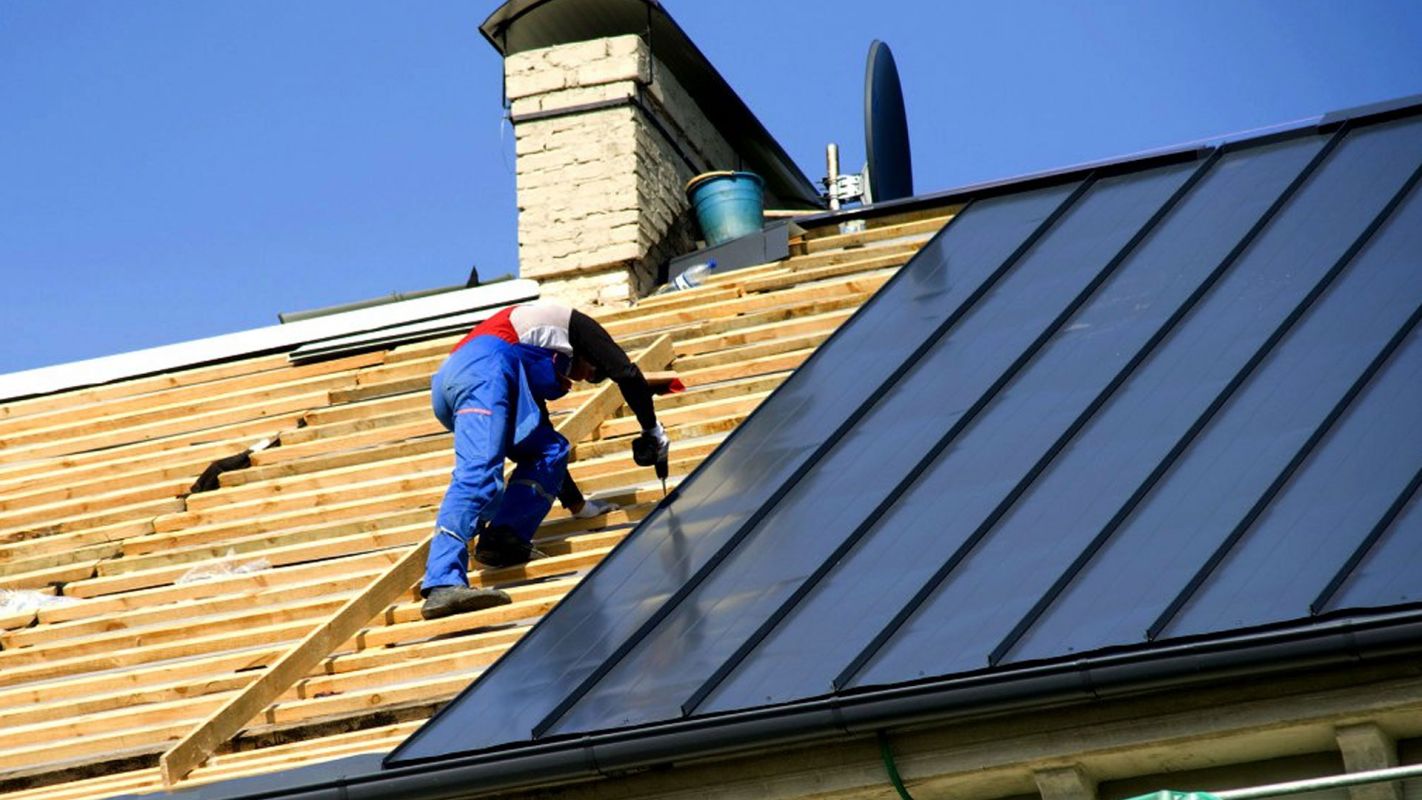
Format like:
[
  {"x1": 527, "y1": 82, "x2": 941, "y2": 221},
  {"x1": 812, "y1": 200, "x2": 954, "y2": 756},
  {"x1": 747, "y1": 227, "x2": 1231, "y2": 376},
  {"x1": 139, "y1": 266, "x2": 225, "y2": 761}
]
[{"x1": 823, "y1": 39, "x2": 914, "y2": 212}]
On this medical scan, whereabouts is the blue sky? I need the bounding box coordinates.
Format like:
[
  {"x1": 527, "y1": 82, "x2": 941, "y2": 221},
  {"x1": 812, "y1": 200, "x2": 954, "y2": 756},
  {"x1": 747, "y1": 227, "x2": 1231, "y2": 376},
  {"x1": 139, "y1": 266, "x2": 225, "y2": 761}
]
[{"x1": 2, "y1": 1, "x2": 1420, "y2": 374}]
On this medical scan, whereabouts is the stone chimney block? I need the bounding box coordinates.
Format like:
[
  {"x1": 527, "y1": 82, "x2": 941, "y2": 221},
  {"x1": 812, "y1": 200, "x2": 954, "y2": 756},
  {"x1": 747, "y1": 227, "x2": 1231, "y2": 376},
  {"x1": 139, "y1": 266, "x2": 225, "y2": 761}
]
[{"x1": 507, "y1": 34, "x2": 738, "y2": 308}]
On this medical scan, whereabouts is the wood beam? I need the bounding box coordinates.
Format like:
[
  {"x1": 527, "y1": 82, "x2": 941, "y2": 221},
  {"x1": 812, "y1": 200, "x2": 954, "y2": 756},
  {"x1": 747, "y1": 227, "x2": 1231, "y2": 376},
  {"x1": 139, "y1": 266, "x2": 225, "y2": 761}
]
[{"x1": 157, "y1": 335, "x2": 674, "y2": 786}]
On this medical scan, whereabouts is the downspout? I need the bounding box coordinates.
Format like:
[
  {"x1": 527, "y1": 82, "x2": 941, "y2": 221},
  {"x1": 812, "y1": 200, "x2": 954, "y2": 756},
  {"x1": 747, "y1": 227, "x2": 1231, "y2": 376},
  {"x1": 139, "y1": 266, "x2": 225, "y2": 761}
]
[{"x1": 878, "y1": 731, "x2": 916, "y2": 800}]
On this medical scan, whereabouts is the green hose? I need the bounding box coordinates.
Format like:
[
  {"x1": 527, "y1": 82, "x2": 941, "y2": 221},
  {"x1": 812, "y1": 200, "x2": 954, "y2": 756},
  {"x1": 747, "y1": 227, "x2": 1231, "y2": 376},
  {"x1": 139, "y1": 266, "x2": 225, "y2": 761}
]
[{"x1": 877, "y1": 730, "x2": 916, "y2": 800}]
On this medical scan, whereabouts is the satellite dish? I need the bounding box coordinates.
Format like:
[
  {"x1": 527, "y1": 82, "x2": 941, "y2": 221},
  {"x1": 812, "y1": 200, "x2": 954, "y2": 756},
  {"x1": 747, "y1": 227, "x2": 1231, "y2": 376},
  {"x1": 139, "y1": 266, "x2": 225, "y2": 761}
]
[
  {"x1": 821, "y1": 39, "x2": 913, "y2": 212},
  {"x1": 863, "y1": 40, "x2": 913, "y2": 203}
]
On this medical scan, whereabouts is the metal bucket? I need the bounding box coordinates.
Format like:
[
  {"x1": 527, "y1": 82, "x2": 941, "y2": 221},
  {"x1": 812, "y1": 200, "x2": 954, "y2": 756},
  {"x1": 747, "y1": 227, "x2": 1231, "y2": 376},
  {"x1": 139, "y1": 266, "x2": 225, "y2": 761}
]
[{"x1": 687, "y1": 171, "x2": 765, "y2": 247}]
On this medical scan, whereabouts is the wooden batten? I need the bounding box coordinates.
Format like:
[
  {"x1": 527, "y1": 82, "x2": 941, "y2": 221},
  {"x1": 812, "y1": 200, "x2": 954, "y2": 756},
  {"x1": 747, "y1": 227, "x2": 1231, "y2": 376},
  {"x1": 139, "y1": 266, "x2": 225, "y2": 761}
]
[{"x1": 0, "y1": 221, "x2": 933, "y2": 798}]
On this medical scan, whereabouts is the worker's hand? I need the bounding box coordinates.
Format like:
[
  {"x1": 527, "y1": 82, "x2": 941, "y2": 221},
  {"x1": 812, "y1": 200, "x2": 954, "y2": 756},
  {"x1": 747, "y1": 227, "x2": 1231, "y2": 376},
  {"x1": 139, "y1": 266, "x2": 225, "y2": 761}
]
[{"x1": 631, "y1": 423, "x2": 670, "y2": 467}]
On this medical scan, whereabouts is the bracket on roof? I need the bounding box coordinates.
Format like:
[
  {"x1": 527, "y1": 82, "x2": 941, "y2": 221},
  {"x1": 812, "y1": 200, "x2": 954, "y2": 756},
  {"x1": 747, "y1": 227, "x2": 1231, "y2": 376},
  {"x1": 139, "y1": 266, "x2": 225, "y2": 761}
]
[
  {"x1": 823, "y1": 143, "x2": 869, "y2": 210},
  {"x1": 820, "y1": 39, "x2": 914, "y2": 222}
]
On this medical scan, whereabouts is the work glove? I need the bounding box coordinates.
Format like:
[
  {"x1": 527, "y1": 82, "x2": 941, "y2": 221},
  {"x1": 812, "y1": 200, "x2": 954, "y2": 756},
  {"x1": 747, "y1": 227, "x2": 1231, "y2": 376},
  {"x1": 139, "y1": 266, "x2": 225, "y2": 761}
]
[
  {"x1": 572, "y1": 497, "x2": 618, "y2": 520},
  {"x1": 631, "y1": 423, "x2": 670, "y2": 467}
]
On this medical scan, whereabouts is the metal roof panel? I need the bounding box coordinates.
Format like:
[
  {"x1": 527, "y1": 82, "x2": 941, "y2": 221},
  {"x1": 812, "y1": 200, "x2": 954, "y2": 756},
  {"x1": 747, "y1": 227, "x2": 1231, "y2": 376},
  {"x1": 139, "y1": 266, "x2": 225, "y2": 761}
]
[
  {"x1": 694, "y1": 160, "x2": 1203, "y2": 712},
  {"x1": 387, "y1": 102, "x2": 1422, "y2": 772},
  {"x1": 390, "y1": 179, "x2": 1083, "y2": 759},
  {"x1": 1000, "y1": 116, "x2": 1422, "y2": 664},
  {"x1": 1328, "y1": 466, "x2": 1422, "y2": 611}
]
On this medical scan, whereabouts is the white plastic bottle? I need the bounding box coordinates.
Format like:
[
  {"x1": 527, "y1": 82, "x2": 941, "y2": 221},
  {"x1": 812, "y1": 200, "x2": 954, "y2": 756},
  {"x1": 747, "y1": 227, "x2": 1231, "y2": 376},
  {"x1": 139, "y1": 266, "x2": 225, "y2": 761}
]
[{"x1": 656, "y1": 259, "x2": 717, "y2": 294}]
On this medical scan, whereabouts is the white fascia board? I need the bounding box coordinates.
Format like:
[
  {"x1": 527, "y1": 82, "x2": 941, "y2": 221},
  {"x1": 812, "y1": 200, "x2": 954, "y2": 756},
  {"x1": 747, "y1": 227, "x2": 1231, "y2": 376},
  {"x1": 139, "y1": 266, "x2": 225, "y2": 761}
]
[
  {"x1": 288, "y1": 310, "x2": 494, "y2": 362},
  {"x1": 0, "y1": 280, "x2": 540, "y2": 403}
]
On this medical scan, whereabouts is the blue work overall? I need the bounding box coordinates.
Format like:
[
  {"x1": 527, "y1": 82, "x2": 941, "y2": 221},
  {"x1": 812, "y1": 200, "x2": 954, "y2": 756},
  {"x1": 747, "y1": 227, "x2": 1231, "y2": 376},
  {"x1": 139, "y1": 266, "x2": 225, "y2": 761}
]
[{"x1": 421, "y1": 335, "x2": 570, "y2": 594}]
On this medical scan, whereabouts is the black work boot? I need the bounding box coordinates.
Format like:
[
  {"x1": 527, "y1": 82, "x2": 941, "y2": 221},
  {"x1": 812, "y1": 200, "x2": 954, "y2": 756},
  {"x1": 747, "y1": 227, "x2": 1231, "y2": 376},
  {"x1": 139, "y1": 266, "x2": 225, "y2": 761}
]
[
  {"x1": 473, "y1": 525, "x2": 546, "y2": 568},
  {"x1": 421, "y1": 586, "x2": 512, "y2": 621}
]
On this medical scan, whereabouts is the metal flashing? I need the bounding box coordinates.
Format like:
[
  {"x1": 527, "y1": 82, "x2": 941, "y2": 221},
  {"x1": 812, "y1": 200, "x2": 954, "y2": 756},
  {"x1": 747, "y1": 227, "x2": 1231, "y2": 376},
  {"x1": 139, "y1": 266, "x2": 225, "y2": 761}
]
[
  {"x1": 278, "y1": 284, "x2": 466, "y2": 324},
  {"x1": 286, "y1": 309, "x2": 498, "y2": 364},
  {"x1": 1319, "y1": 92, "x2": 1422, "y2": 127},
  {"x1": 0, "y1": 280, "x2": 539, "y2": 403},
  {"x1": 796, "y1": 95, "x2": 1422, "y2": 231},
  {"x1": 666, "y1": 220, "x2": 794, "y2": 283}
]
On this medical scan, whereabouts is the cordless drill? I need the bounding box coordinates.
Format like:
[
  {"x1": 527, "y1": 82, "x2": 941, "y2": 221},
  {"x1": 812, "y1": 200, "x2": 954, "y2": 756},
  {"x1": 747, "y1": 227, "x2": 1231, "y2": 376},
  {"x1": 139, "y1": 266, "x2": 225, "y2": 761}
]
[
  {"x1": 637, "y1": 372, "x2": 681, "y2": 496},
  {"x1": 654, "y1": 451, "x2": 669, "y2": 496},
  {"x1": 632, "y1": 429, "x2": 670, "y2": 497}
]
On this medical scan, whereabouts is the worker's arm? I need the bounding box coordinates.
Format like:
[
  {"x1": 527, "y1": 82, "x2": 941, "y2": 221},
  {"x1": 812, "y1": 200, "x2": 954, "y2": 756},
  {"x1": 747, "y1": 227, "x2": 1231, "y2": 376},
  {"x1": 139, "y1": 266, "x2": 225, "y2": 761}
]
[
  {"x1": 568, "y1": 310, "x2": 669, "y2": 468},
  {"x1": 568, "y1": 310, "x2": 658, "y2": 430}
]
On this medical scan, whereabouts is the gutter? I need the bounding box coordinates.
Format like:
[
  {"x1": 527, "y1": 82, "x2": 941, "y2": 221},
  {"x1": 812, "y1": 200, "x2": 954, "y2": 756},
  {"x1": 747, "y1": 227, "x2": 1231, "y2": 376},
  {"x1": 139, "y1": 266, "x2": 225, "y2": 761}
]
[{"x1": 163, "y1": 608, "x2": 1422, "y2": 800}]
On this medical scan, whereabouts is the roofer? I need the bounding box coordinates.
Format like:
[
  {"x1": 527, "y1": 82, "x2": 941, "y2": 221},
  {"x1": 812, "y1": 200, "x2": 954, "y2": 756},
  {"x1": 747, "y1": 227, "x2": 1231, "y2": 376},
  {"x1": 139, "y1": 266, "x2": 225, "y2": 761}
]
[{"x1": 420, "y1": 300, "x2": 670, "y2": 620}]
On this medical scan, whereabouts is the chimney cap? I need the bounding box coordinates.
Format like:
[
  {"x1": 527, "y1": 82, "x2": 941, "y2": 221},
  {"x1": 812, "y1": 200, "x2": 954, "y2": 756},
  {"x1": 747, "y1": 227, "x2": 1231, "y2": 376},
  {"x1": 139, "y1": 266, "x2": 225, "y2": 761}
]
[{"x1": 480, "y1": 0, "x2": 823, "y2": 210}]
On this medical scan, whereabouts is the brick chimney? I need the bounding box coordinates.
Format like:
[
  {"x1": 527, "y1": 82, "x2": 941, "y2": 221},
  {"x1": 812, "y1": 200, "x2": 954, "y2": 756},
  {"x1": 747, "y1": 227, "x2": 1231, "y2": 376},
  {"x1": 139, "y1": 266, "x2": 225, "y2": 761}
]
[{"x1": 505, "y1": 34, "x2": 741, "y2": 307}]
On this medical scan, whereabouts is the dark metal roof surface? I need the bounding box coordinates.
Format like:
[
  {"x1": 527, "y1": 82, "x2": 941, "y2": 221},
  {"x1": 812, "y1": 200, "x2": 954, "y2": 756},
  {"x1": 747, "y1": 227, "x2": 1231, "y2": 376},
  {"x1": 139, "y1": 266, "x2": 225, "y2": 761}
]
[{"x1": 388, "y1": 102, "x2": 1422, "y2": 767}]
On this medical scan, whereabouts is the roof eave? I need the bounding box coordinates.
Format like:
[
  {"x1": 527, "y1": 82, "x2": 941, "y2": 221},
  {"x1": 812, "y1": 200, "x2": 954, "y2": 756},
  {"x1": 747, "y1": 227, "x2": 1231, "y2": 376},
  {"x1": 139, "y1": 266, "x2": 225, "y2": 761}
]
[
  {"x1": 168, "y1": 608, "x2": 1422, "y2": 800},
  {"x1": 0, "y1": 280, "x2": 540, "y2": 404}
]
